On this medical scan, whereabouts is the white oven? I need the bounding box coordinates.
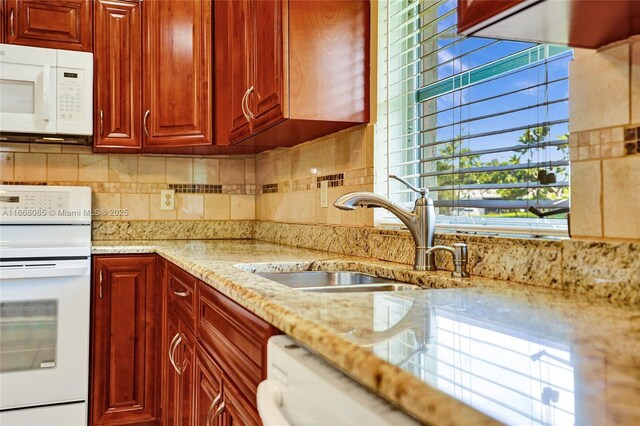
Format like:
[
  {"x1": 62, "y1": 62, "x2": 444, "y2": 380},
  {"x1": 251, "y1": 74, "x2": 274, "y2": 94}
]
[
  {"x1": 0, "y1": 44, "x2": 92, "y2": 140},
  {"x1": 0, "y1": 185, "x2": 92, "y2": 425}
]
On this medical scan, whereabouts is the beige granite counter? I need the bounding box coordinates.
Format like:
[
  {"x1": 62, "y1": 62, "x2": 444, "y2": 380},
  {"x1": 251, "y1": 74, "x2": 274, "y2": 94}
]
[{"x1": 92, "y1": 240, "x2": 640, "y2": 425}]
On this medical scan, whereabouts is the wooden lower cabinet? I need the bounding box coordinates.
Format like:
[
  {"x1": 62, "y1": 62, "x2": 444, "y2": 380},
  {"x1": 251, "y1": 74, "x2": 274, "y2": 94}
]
[
  {"x1": 91, "y1": 256, "x2": 279, "y2": 425},
  {"x1": 90, "y1": 255, "x2": 159, "y2": 425},
  {"x1": 195, "y1": 347, "x2": 261, "y2": 426},
  {"x1": 163, "y1": 312, "x2": 195, "y2": 426}
]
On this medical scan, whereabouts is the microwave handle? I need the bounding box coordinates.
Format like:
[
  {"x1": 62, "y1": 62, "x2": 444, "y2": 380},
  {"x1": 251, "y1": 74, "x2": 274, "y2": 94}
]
[{"x1": 42, "y1": 65, "x2": 52, "y2": 122}]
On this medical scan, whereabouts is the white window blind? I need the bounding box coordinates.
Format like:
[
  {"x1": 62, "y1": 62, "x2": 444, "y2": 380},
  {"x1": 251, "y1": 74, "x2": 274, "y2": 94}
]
[{"x1": 376, "y1": 0, "x2": 573, "y2": 237}]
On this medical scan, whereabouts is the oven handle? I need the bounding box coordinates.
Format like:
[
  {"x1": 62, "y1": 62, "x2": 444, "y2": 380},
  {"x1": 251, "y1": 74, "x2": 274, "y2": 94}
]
[{"x1": 0, "y1": 263, "x2": 89, "y2": 280}]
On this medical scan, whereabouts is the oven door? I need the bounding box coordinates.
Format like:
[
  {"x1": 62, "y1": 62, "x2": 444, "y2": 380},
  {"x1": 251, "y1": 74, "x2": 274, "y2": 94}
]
[
  {"x1": 0, "y1": 44, "x2": 57, "y2": 134},
  {"x1": 0, "y1": 258, "x2": 90, "y2": 411}
]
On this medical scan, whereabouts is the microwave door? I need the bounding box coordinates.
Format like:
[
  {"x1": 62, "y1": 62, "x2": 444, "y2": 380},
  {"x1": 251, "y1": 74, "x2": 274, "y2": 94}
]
[{"x1": 0, "y1": 44, "x2": 57, "y2": 134}]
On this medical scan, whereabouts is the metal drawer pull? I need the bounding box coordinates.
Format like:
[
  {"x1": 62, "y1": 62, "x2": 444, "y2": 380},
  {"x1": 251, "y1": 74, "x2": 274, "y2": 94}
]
[
  {"x1": 100, "y1": 110, "x2": 104, "y2": 136},
  {"x1": 169, "y1": 333, "x2": 182, "y2": 375},
  {"x1": 143, "y1": 110, "x2": 150, "y2": 137},
  {"x1": 173, "y1": 289, "x2": 189, "y2": 297},
  {"x1": 10, "y1": 9, "x2": 15, "y2": 37},
  {"x1": 244, "y1": 86, "x2": 255, "y2": 119},
  {"x1": 206, "y1": 393, "x2": 222, "y2": 426},
  {"x1": 99, "y1": 270, "x2": 103, "y2": 298},
  {"x1": 211, "y1": 401, "x2": 226, "y2": 423}
]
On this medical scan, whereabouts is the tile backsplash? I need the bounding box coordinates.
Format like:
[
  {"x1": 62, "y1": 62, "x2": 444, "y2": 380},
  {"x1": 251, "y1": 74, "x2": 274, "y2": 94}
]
[
  {"x1": 0, "y1": 143, "x2": 255, "y2": 222},
  {"x1": 569, "y1": 37, "x2": 640, "y2": 241},
  {"x1": 255, "y1": 124, "x2": 375, "y2": 226}
]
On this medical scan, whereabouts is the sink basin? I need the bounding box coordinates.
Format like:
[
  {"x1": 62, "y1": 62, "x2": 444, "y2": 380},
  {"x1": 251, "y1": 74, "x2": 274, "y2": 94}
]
[
  {"x1": 255, "y1": 271, "x2": 420, "y2": 292},
  {"x1": 301, "y1": 283, "x2": 419, "y2": 293}
]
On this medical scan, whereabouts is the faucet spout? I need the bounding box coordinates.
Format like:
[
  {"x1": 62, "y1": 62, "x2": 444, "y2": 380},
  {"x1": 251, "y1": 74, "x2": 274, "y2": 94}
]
[{"x1": 334, "y1": 191, "x2": 435, "y2": 271}]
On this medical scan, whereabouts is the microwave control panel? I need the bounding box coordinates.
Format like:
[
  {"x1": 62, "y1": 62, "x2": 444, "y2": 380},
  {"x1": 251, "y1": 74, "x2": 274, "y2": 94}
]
[{"x1": 57, "y1": 69, "x2": 84, "y2": 122}]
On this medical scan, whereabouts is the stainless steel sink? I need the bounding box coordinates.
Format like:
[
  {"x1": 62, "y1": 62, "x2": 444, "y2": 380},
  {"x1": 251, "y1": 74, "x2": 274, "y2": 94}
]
[
  {"x1": 255, "y1": 271, "x2": 420, "y2": 292},
  {"x1": 301, "y1": 283, "x2": 419, "y2": 293}
]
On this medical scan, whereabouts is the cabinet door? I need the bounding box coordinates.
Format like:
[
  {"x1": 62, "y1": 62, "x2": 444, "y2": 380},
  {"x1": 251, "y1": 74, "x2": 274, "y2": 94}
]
[
  {"x1": 90, "y1": 255, "x2": 158, "y2": 425},
  {"x1": 143, "y1": 0, "x2": 212, "y2": 147},
  {"x1": 5, "y1": 0, "x2": 92, "y2": 51},
  {"x1": 1, "y1": 2, "x2": 5, "y2": 43},
  {"x1": 223, "y1": 377, "x2": 261, "y2": 426},
  {"x1": 250, "y1": 0, "x2": 287, "y2": 134},
  {"x1": 176, "y1": 323, "x2": 195, "y2": 426},
  {"x1": 195, "y1": 348, "x2": 224, "y2": 426},
  {"x1": 163, "y1": 315, "x2": 179, "y2": 426},
  {"x1": 93, "y1": 0, "x2": 142, "y2": 149},
  {"x1": 214, "y1": 0, "x2": 252, "y2": 145},
  {"x1": 457, "y1": 0, "x2": 524, "y2": 33}
]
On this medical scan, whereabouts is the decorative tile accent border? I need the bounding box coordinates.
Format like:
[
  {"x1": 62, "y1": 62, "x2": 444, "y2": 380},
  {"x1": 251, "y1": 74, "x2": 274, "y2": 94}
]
[
  {"x1": 623, "y1": 125, "x2": 640, "y2": 156},
  {"x1": 569, "y1": 126, "x2": 626, "y2": 161},
  {"x1": 261, "y1": 168, "x2": 373, "y2": 194},
  {"x1": 0, "y1": 181, "x2": 48, "y2": 185},
  {"x1": 262, "y1": 183, "x2": 278, "y2": 194},
  {"x1": 0, "y1": 181, "x2": 254, "y2": 195},
  {"x1": 169, "y1": 184, "x2": 222, "y2": 194},
  {"x1": 316, "y1": 173, "x2": 344, "y2": 188}
]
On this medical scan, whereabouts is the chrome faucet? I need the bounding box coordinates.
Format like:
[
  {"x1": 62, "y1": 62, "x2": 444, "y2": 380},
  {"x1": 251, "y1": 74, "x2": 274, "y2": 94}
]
[
  {"x1": 334, "y1": 175, "x2": 470, "y2": 277},
  {"x1": 333, "y1": 175, "x2": 435, "y2": 271},
  {"x1": 426, "y1": 244, "x2": 469, "y2": 278}
]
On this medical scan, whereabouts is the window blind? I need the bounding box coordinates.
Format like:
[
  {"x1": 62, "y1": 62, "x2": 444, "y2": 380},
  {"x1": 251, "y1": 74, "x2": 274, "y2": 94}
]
[{"x1": 376, "y1": 0, "x2": 573, "y2": 237}]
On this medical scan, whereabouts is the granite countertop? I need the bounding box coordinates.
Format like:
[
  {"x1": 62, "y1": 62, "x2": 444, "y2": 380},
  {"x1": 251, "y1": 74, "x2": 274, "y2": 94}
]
[{"x1": 92, "y1": 239, "x2": 640, "y2": 425}]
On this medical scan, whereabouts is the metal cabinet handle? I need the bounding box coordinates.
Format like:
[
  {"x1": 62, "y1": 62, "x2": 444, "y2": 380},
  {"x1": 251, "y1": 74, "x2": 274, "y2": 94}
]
[
  {"x1": 206, "y1": 393, "x2": 222, "y2": 426},
  {"x1": 99, "y1": 270, "x2": 103, "y2": 298},
  {"x1": 100, "y1": 110, "x2": 104, "y2": 136},
  {"x1": 244, "y1": 86, "x2": 255, "y2": 119},
  {"x1": 173, "y1": 289, "x2": 189, "y2": 297},
  {"x1": 143, "y1": 110, "x2": 150, "y2": 137},
  {"x1": 211, "y1": 401, "x2": 226, "y2": 423},
  {"x1": 169, "y1": 333, "x2": 182, "y2": 375},
  {"x1": 9, "y1": 9, "x2": 14, "y2": 37},
  {"x1": 240, "y1": 89, "x2": 250, "y2": 122}
]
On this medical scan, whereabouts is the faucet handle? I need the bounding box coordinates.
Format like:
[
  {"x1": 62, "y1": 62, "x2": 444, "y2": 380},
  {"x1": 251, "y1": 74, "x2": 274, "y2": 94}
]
[{"x1": 389, "y1": 175, "x2": 428, "y2": 198}]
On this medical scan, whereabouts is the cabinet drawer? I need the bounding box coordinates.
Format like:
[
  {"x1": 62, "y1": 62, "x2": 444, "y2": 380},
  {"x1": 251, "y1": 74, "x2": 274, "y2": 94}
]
[
  {"x1": 166, "y1": 262, "x2": 197, "y2": 328},
  {"x1": 197, "y1": 282, "x2": 280, "y2": 406}
]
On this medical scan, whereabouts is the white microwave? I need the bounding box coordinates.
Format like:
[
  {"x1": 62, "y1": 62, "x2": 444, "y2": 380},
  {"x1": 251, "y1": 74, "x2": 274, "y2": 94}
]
[{"x1": 0, "y1": 44, "x2": 93, "y2": 143}]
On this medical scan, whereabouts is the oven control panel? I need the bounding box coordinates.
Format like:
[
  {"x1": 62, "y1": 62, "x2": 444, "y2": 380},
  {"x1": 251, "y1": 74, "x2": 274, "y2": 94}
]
[
  {"x1": 0, "y1": 192, "x2": 69, "y2": 216},
  {"x1": 0, "y1": 185, "x2": 90, "y2": 224}
]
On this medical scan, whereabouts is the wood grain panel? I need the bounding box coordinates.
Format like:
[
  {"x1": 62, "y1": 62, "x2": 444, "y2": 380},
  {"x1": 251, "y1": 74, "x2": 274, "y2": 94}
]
[
  {"x1": 288, "y1": 0, "x2": 369, "y2": 122},
  {"x1": 93, "y1": 0, "x2": 142, "y2": 150},
  {"x1": 457, "y1": 0, "x2": 524, "y2": 34},
  {"x1": 90, "y1": 255, "x2": 158, "y2": 426},
  {"x1": 194, "y1": 347, "x2": 223, "y2": 426},
  {"x1": 223, "y1": 376, "x2": 261, "y2": 426},
  {"x1": 197, "y1": 281, "x2": 280, "y2": 407},
  {"x1": 166, "y1": 262, "x2": 197, "y2": 330},
  {"x1": 214, "y1": 0, "x2": 252, "y2": 145},
  {"x1": 143, "y1": 0, "x2": 212, "y2": 147},
  {"x1": 250, "y1": 0, "x2": 287, "y2": 134},
  {"x1": 5, "y1": 0, "x2": 92, "y2": 51}
]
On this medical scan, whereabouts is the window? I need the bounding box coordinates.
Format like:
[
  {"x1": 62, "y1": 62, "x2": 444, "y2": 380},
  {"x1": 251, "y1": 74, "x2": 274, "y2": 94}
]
[{"x1": 376, "y1": 0, "x2": 573, "y2": 237}]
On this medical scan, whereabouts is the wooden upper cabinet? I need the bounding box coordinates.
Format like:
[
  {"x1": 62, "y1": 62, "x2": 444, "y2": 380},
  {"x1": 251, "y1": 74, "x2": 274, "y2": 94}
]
[
  {"x1": 457, "y1": 0, "x2": 640, "y2": 49},
  {"x1": 93, "y1": 0, "x2": 142, "y2": 149},
  {"x1": 143, "y1": 0, "x2": 212, "y2": 148},
  {"x1": 90, "y1": 255, "x2": 158, "y2": 426},
  {"x1": 215, "y1": 0, "x2": 369, "y2": 151},
  {"x1": 457, "y1": 0, "x2": 523, "y2": 35},
  {"x1": 5, "y1": 0, "x2": 92, "y2": 51},
  {"x1": 250, "y1": 0, "x2": 286, "y2": 134},
  {"x1": 1, "y1": 2, "x2": 5, "y2": 43}
]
